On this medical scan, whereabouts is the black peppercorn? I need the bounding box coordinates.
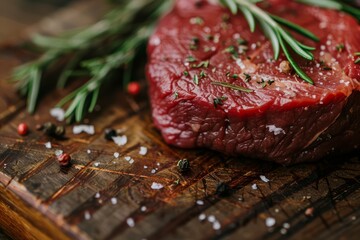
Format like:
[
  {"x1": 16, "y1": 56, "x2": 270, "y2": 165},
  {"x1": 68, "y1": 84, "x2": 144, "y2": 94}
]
[
  {"x1": 43, "y1": 122, "x2": 56, "y2": 135},
  {"x1": 54, "y1": 126, "x2": 66, "y2": 138},
  {"x1": 104, "y1": 128, "x2": 117, "y2": 141},
  {"x1": 216, "y1": 182, "x2": 230, "y2": 197},
  {"x1": 177, "y1": 159, "x2": 190, "y2": 173}
]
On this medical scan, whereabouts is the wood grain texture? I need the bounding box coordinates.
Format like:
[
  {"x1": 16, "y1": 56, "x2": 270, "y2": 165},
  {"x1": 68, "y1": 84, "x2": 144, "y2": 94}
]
[{"x1": 1, "y1": 1, "x2": 360, "y2": 240}]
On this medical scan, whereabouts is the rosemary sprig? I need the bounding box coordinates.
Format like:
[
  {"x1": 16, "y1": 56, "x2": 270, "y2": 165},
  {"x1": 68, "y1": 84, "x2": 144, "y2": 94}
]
[
  {"x1": 297, "y1": 0, "x2": 360, "y2": 21},
  {"x1": 12, "y1": 0, "x2": 171, "y2": 120},
  {"x1": 221, "y1": 0, "x2": 319, "y2": 84},
  {"x1": 211, "y1": 81, "x2": 253, "y2": 92}
]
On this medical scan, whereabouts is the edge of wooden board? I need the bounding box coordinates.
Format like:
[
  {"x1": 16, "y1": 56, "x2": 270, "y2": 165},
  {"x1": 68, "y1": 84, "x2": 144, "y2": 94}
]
[{"x1": 0, "y1": 172, "x2": 88, "y2": 240}]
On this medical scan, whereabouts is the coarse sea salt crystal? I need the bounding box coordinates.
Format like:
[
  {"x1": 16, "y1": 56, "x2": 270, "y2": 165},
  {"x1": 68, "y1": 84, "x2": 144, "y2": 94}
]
[
  {"x1": 111, "y1": 197, "x2": 117, "y2": 205},
  {"x1": 196, "y1": 200, "x2": 204, "y2": 206},
  {"x1": 252, "y1": 183, "x2": 258, "y2": 190},
  {"x1": 265, "y1": 217, "x2": 276, "y2": 227},
  {"x1": 151, "y1": 169, "x2": 156, "y2": 174},
  {"x1": 266, "y1": 125, "x2": 286, "y2": 135},
  {"x1": 144, "y1": 165, "x2": 148, "y2": 169},
  {"x1": 112, "y1": 135, "x2": 127, "y2": 146},
  {"x1": 124, "y1": 156, "x2": 131, "y2": 161},
  {"x1": 260, "y1": 175, "x2": 270, "y2": 183},
  {"x1": 44, "y1": 142, "x2": 52, "y2": 149},
  {"x1": 151, "y1": 182, "x2": 164, "y2": 190},
  {"x1": 87, "y1": 149, "x2": 91, "y2": 154},
  {"x1": 129, "y1": 159, "x2": 135, "y2": 164},
  {"x1": 55, "y1": 149, "x2": 63, "y2": 157},
  {"x1": 139, "y1": 146, "x2": 148, "y2": 156},
  {"x1": 50, "y1": 107, "x2": 65, "y2": 121},
  {"x1": 84, "y1": 211, "x2": 91, "y2": 220},
  {"x1": 73, "y1": 125, "x2": 95, "y2": 135},
  {"x1": 114, "y1": 152, "x2": 120, "y2": 158},
  {"x1": 141, "y1": 206, "x2": 147, "y2": 212},
  {"x1": 208, "y1": 215, "x2": 216, "y2": 223},
  {"x1": 95, "y1": 192, "x2": 100, "y2": 198},
  {"x1": 126, "y1": 218, "x2": 135, "y2": 228},
  {"x1": 199, "y1": 213, "x2": 206, "y2": 221},
  {"x1": 213, "y1": 221, "x2": 221, "y2": 230},
  {"x1": 94, "y1": 162, "x2": 100, "y2": 167}
]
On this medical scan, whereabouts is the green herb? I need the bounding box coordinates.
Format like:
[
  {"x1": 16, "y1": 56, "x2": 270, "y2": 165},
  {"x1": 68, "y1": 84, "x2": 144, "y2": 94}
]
[
  {"x1": 183, "y1": 71, "x2": 189, "y2": 76},
  {"x1": 177, "y1": 159, "x2": 190, "y2": 173},
  {"x1": 355, "y1": 52, "x2": 360, "y2": 64},
  {"x1": 190, "y1": 16, "x2": 204, "y2": 25},
  {"x1": 231, "y1": 74, "x2": 239, "y2": 79},
  {"x1": 200, "y1": 70, "x2": 206, "y2": 78},
  {"x1": 193, "y1": 74, "x2": 199, "y2": 85},
  {"x1": 297, "y1": 0, "x2": 360, "y2": 21},
  {"x1": 213, "y1": 96, "x2": 228, "y2": 108},
  {"x1": 174, "y1": 91, "x2": 179, "y2": 99},
  {"x1": 196, "y1": 60, "x2": 210, "y2": 68},
  {"x1": 190, "y1": 37, "x2": 200, "y2": 50},
  {"x1": 12, "y1": 0, "x2": 172, "y2": 121},
  {"x1": 335, "y1": 43, "x2": 345, "y2": 52},
  {"x1": 237, "y1": 38, "x2": 248, "y2": 45},
  {"x1": 243, "y1": 73, "x2": 251, "y2": 82},
  {"x1": 221, "y1": 0, "x2": 319, "y2": 84},
  {"x1": 224, "y1": 45, "x2": 239, "y2": 58},
  {"x1": 186, "y1": 55, "x2": 197, "y2": 63},
  {"x1": 211, "y1": 81, "x2": 253, "y2": 93},
  {"x1": 257, "y1": 78, "x2": 274, "y2": 88}
]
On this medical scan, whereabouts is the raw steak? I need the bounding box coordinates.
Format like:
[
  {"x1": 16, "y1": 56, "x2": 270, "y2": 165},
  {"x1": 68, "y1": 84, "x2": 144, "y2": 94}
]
[{"x1": 146, "y1": 0, "x2": 360, "y2": 164}]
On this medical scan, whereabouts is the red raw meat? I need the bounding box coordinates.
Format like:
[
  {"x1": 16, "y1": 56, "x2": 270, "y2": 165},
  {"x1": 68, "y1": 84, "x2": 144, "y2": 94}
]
[{"x1": 146, "y1": 0, "x2": 360, "y2": 164}]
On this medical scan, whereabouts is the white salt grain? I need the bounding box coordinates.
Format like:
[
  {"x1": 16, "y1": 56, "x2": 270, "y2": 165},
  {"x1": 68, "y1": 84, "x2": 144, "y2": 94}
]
[
  {"x1": 144, "y1": 165, "x2": 148, "y2": 169},
  {"x1": 111, "y1": 197, "x2": 117, "y2": 205},
  {"x1": 252, "y1": 183, "x2": 258, "y2": 190},
  {"x1": 208, "y1": 215, "x2": 216, "y2": 223},
  {"x1": 213, "y1": 221, "x2": 221, "y2": 230},
  {"x1": 283, "y1": 222, "x2": 290, "y2": 229},
  {"x1": 266, "y1": 125, "x2": 286, "y2": 135},
  {"x1": 95, "y1": 192, "x2": 100, "y2": 198},
  {"x1": 114, "y1": 152, "x2": 120, "y2": 158},
  {"x1": 151, "y1": 182, "x2": 164, "y2": 190},
  {"x1": 87, "y1": 149, "x2": 91, "y2": 154},
  {"x1": 73, "y1": 125, "x2": 95, "y2": 135},
  {"x1": 260, "y1": 175, "x2": 270, "y2": 183},
  {"x1": 126, "y1": 218, "x2": 135, "y2": 228},
  {"x1": 112, "y1": 135, "x2": 127, "y2": 146},
  {"x1": 84, "y1": 211, "x2": 91, "y2": 220},
  {"x1": 129, "y1": 159, "x2": 135, "y2": 164},
  {"x1": 124, "y1": 156, "x2": 131, "y2": 161},
  {"x1": 198, "y1": 213, "x2": 206, "y2": 221},
  {"x1": 44, "y1": 142, "x2": 52, "y2": 149},
  {"x1": 50, "y1": 107, "x2": 65, "y2": 121},
  {"x1": 55, "y1": 150, "x2": 63, "y2": 157},
  {"x1": 141, "y1": 206, "x2": 147, "y2": 212},
  {"x1": 196, "y1": 200, "x2": 204, "y2": 206},
  {"x1": 94, "y1": 162, "x2": 100, "y2": 167},
  {"x1": 139, "y1": 146, "x2": 148, "y2": 156},
  {"x1": 151, "y1": 169, "x2": 156, "y2": 174},
  {"x1": 265, "y1": 217, "x2": 276, "y2": 227}
]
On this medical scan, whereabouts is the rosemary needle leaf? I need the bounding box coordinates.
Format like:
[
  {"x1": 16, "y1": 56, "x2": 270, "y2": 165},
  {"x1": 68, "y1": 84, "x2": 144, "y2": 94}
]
[
  {"x1": 28, "y1": 67, "x2": 41, "y2": 113},
  {"x1": 239, "y1": 6, "x2": 256, "y2": 32},
  {"x1": 89, "y1": 88, "x2": 100, "y2": 113},
  {"x1": 211, "y1": 81, "x2": 253, "y2": 93},
  {"x1": 278, "y1": 29, "x2": 314, "y2": 60},
  {"x1": 221, "y1": 0, "x2": 238, "y2": 15},
  {"x1": 259, "y1": 20, "x2": 280, "y2": 59},
  {"x1": 270, "y1": 14, "x2": 319, "y2": 42},
  {"x1": 277, "y1": 30, "x2": 314, "y2": 85}
]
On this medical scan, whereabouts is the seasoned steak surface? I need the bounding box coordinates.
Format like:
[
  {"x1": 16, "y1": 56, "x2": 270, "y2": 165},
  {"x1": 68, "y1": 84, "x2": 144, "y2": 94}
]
[{"x1": 146, "y1": 0, "x2": 360, "y2": 164}]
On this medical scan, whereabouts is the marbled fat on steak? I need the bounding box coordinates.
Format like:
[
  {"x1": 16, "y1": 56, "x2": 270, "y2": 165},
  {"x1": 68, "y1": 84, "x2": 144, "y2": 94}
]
[{"x1": 146, "y1": 0, "x2": 360, "y2": 164}]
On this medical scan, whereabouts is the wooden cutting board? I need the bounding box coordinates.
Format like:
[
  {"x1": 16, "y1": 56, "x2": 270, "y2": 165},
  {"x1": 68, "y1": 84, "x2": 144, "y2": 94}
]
[{"x1": 1, "y1": 1, "x2": 360, "y2": 240}]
